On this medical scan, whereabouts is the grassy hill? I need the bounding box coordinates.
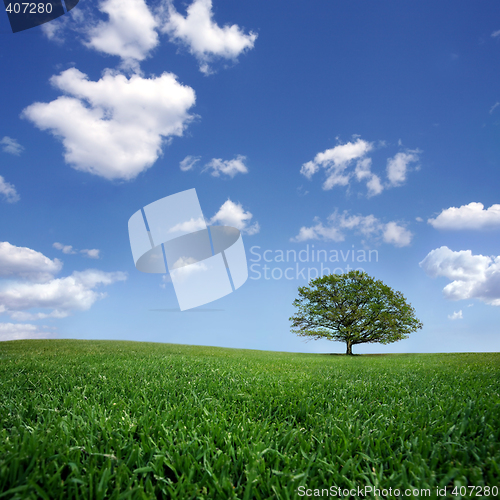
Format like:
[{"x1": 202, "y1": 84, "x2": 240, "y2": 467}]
[{"x1": 0, "y1": 340, "x2": 499, "y2": 499}]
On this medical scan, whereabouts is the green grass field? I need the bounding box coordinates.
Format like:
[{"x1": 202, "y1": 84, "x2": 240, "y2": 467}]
[{"x1": 0, "y1": 340, "x2": 499, "y2": 499}]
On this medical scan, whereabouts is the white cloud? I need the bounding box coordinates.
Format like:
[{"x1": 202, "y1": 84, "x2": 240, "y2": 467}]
[
  {"x1": 366, "y1": 173, "x2": 383, "y2": 197},
  {"x1": 420, "y1": 247, "x2": 491, "y2": 281},
  {"x1": 301, "y1": 139, "x2": 421, "y2": 196},
  {"x1": 420, "y1": 246, "x2": 500, "y2": 306},
  {"x1": 204, "y1": 155, "x2": 248, "y2": 178},
  {"x1": 171, "y1": 260, "x2": 208, "y2": 282},
  {"x1": 0, "y1": 242, "x2": 62, "y2": 282},
  {"x1": 428, "y1": 202, "x2": 500, "y2": 230},
  {"x1": 382, "y1": 222, "x2": 413, "y2": 247},
  {"x1": 22, "y1": 68, "x2": 196, "y2": 181},
  {"x1": 415, "y1": 217, "x2": 423, "y2": 222},
  {"x1": 54, "y1": 242, "x2": 100, "y2": 259},
  {"x1": 490, "y1": 102, "x2": 500, "y2": 114},
  {"x1": 168, "y1": 217, "x2": 206, "y2": 233},
  {"x1": 292, "y1": 219, "x2": 344, "y2": 243},
  {"x1": 53, "y1": 242, "x2": 77, "y2": 254},
  {"x1": 0, "y1": 176, "x2": 20, "y2": 203},
  {"x1": 354, "y1": 158, "x2": 372, "y2": 181},
  {"x1": 1, "y1": 136, "x2": 24, "y2": 155},
  {"x1": 492, "y1": 30, "x2": 500, "y2": 38},
  {"x1": 0, "y1": 242, "x2": 124, "y2": 320},
  {"x1": 210, "y1": 199, "x2": 259, "y2": 235},
  {"x1": 40, "y1": 2, "x2": 87, "y2": 43},
  {"x1": 300, "y1": 138, "x2": 373, "y2": 190},
  {"x1": 0, "y1": 323, "x2": 56, "y2": 342},
  {"x1": 41, "y1": 15, "x2": 67, "y2": 42},
  {"x1": 0, "y1": 269, "x2": 127, "y2": 320},
  {"x1": 356, "y1": 157, "x2": 384, "y2": 197},
  {"x1": 41, "y1": 0, "x2": 257, "y2": 76},
  {"x1": 172, "y1": 256, "x2": 200, "y2": 269},
  {"x1": 80, "y1": 249, "x2": 100, "y2": 259},
  {"x1": 162, "y1": 0, "x2": 257, "y2": 74},
  {"x1": 179, "y1": 155, "x2": 200, "y2": 171},
  {"x1": 41, "y1": 0, "x2": 159, "y2": 71},
  {"x1": 386, "y1": 151, "x2": 419, "y2": 186},
  {"x1": 291, "y1": 211, "x2": 413, "y2": 247},
  {"x1": 300, "y1": 161, "x2": 319, "y2": 179},
  {"x1": 84, "y1": 0, "x2": 159, "y2": 70},
  {"x1": 448, "y1": 310, "x2": 463, "y2": 320}
]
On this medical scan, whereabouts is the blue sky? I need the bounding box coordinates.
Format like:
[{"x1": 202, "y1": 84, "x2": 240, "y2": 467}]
[{"x1": 1, "y1": 0, "x2": 499, "y2": 353}]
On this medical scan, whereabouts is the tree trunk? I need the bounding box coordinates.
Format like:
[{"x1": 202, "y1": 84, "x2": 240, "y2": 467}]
[{"x1": 346, "y1": 340, "x2": 353, "y2": 356}]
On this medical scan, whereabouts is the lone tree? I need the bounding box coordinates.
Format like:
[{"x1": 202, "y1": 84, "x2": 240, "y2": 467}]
[{"x1": 290, "y1": 271, "x2": 423, "y2": 355}]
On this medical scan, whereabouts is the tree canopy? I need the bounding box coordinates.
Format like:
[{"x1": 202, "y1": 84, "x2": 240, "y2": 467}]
[{"x1": 290, "y1": 271, "x2": 423, "y2": 355}]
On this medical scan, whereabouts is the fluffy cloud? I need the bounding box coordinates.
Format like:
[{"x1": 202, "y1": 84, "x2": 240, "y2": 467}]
[
  {"x1": 53, "y1": 242, "x2": 76, "y2": 254},
  {"x1": 40, "y1": 12, "x2": 68, "y2": 42},
  {"x1": 354, "y1": 158, "x2": 371, "y2": 181},
  {"x1": 171, "y1": 261, "x2": 208, "y2": 282},
  {"x1": 420, "y1": 246, "x2": 500, "y2": 306},
  {"x1": 428, "y1": 202, "x2": 500, "y2": 230},
  {"x1": 292, "y1": 220, "x2": 344, "y2": 243},
  {"x1": 292, "y1": 211, "x2": 413, "y2": 247},
  {"x1": 492, "y1": 30, "x2": 500, "y2": 38},
  {"x1": 0, "y1": 242, "x2": 125, "y2": 320},
  {"x1": 0, "y1": 323, "x2": 57, "y2": 342},
  {"x1": 301, "y1": 138, "x2": 373, "y2": 190},
  {"x1": 80, "y1": 249, "x2": 100, "y2": 259},
  {"x1": 22, "y1": 68, "x2": 196, "y2": 181},
  {"x1": 0, "y1": 176, "x2": 20, "y2": 203},
  {"x1": 300, "y1": 138, "x2": 420, "y2": 196},
  {"x1": 179, "y1": 155, "x2": 201, "y2": 171},
  {"x1": 168, "y1": 217, "x2": 206, "y2": 233},
  {"x1": 383, "y1": 222, "x2": 413, "y2": 247},
  {"x1": 42, "y1": 0, "x2": 159, "y2": 70},
  {"x1": 386, "y1": 151, "x2": 420, "y2": 186},
  {"x1": 0, "y1": 269, "x2": 127, "y2": 320},
  {"x1": 53, "y1": 242, "x2": 100, "y2": 259},
  {"x1": 42, "y1": 0, "x2": 256, "y2": 76},
  {"x1": 162, "y1": 0, "x2": 257, "y2": 74},
  {"x1": 0, "y1": 242, "x2": 62, "y2": 282},
  {"x1": 204, "y1": 155, "x2": 248, "y2": 178},
  {"x1": 84, "y1": 0, "x2": 159, "y2": 70},
  {"x1": 354, "y1": 158, "x2": 383, "y2": 197},
  {"x1": 365, "y1": 175, "x2": 384, "y2": 196},
  {"x1": 1, "y1": 136, "x2": 24, "y2": 155},
  {"x1": 448, "y1": 310, "x2": 463, "y2": 320},
  {"x1": 420, "y1": 247, "x2": 492, "y2": 281},
  {"x1": 210, "y1": 199, "x2": 259, "y2": 235}
]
